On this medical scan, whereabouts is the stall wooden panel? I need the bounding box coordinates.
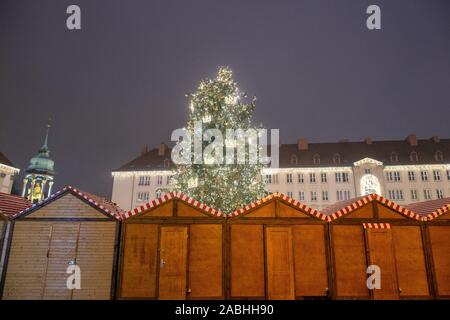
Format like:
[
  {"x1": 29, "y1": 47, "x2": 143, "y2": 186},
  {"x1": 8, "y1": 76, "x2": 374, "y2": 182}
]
[
  {"x1": 292, "y1": 225, "x2": 328, "y2": 297},
  {"x1": 429, "y1": 226, "x2": 450, "y2": 297},
  {"x1": 189, "y1": 224, "x2": 223, "y2": 298},
  {"x1": 392, "y1": 226, "x2": 429, "y2": 298},
  {"x1": 230, "y1": 224, "x2": 265, "y2": 298},
  {"x1": 2, "y1": 221, "x2": 52, "y2": 299},
  {"x1": 366, "y1": 228, "x2": 399, "y2": 300},
  {"x1": 120, "y1": 224, "x2": 158, "y2": 298},
  {"x1": 43, "y1": 224, "x2": 79, "y2": 300},
  {"x1": 158, "y1": 226, "x2": 188, "y2": 300},
  {"x1": 332, "y1": 225, "x2": 369, "y2": 298},
  {"x1": 265, "y1": 227, "x2": 295, "y2": 300},
  {"x1": 72, "y1": 222, "x2": 116, "y2": 300}
]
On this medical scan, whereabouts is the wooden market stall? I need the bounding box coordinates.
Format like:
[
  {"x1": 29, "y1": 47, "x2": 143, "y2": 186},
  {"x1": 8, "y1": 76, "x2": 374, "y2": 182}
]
[
  {"x1": 325, "y1": 194, "x2": 431, "y2": 300},
  {"x1": 407, "y1": 197, "x2": 450, "y2": 299},
  {"x1": 1, "y1": 186, "x2": 122, "y2": 300},
  {"x1": 227, "y1": 193, "x2": 330, "y2": 300},
  {"x1": 118, "y1": 192, "x2": 226, "y2": 300}
]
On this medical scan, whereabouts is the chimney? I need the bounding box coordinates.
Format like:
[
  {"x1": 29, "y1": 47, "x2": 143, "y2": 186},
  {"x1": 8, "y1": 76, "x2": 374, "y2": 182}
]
[
  {"x1": 297, "y1": 138, "x2": 308, "y2": 150},
  {"x1": 158, "y1": 143, "x2": 166, "y2": 156},
  {"x1": 431, "y1": 135, "x2": 440, "y2": 143},
  {"x1": 140, "y1": 145, "x2": 149, "y2": 156},
  {"x1": 364, "y1": 137, "x2": 373, "y2": 145},
  {"x1": 406, "y1": 134, "x2": 418, "y2": 146}
]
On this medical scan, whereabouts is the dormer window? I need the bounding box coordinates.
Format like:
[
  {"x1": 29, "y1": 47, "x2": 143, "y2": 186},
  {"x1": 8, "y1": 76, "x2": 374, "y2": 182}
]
[
  {"x1": 333, "y1": 153, "x2": 341, "y2": 164},
  {"x1": 390, "y1": 152, "x2": 398, "y2": 163},
  {"x1": 313, "y1": 154, "x2": 320, "y2": 165},
  {"x1": 435, "y1": 150, "x2": 444, "y2": 161},
  {"x1": 164, "y1": 159, "x2": 170, "y2": 168},
  {"x1": 410, "y1": 151, "x2": 418, "y2": 162},
  {"x1": 290, "y1": 154, "x2": 298, "y2": 165}
]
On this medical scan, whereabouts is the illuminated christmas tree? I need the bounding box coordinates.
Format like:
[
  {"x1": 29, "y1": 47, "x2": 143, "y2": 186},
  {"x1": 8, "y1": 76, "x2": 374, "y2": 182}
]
[{"x1": 171, "y1": 67, "x2": 266, "y2": 213}]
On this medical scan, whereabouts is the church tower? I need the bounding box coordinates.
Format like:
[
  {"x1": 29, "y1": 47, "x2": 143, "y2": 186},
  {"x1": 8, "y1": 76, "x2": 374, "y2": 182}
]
[{"x1": 22, "y1": 124, "x2": 55, "y2": 203}]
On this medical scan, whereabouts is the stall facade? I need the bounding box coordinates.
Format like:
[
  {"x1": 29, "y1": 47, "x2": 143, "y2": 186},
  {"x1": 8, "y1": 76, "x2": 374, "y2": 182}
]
[
  {"x1": 118, "y1": 192, "x2": 225, "y2": 300},
  {"x1": 1, "y1": 186, "x2": 122, "y2": 300}
]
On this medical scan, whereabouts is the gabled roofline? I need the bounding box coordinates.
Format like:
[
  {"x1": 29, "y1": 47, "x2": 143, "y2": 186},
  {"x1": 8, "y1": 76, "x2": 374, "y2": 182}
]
[
  {"x1": 11, "y1": 185, "x2": 123, "y2": 220},
  {"x1": 229, "y1": 192, "x2": 329, "y2": 221},
  {"x1": 327, "y1": 194, "x2": 424, "y2": 221},
  {"x1": 122, "y1": 191, "x2": 225, "y2": 220},
  {"x1": 424, "y1": 203, "x2": 450, "y2": 221}
]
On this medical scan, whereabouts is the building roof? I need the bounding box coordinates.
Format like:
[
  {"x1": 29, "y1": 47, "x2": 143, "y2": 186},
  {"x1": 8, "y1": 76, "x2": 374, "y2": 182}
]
[
  {"x1": 113, "y1": 136, "x2": 450, "y2": 172},
  {"x1": 10, "y1": 185, "x2": 124, "y2": 220},
  {"x1": 0, "y1": 151, "x2": 15, "y2": 167},
  {"x1": 0, "y1": 192, "x2": 32, "y2": 217},
  {"x1": 405, "y1": 197, "x2": 450, "y2": 220},
  {"x1": 26, "y1": 125, "x2": 55, "y2": 175}
]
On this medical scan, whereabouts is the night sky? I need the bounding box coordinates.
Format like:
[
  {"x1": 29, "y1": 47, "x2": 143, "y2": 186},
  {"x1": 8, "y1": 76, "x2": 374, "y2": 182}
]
[{"x1": 0, "y1": 0, "x2": 449, "y2": 198}]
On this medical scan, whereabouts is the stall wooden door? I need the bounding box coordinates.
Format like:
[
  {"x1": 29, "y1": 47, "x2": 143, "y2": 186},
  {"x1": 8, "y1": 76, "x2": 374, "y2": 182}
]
[
  {"x1": 43, "y1": 223, "x2": 80, "y2": 299},
  {"x1": 265, "y1": 226, "x2": 295, "y2": 300},
  {"x1": 158, "y1": 226, "x2": 188, "y2": 299},
  {"x1": 365, "y1": 228, "x2": 400, "y2": 300}
]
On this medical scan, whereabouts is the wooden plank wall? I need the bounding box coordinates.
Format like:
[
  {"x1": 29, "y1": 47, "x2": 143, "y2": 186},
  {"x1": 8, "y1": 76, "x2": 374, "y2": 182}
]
[{"x1": 1, "y1": 193, "x2": 119, "y2": 300}]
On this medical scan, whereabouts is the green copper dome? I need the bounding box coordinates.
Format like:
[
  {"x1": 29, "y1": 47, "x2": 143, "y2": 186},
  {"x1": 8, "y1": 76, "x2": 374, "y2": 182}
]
[{"x1": 27, "y1": 125, "x2": 55, "y2": 175}]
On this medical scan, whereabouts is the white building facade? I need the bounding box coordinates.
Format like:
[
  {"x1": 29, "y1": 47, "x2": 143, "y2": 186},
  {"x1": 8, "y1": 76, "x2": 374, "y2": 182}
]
[
  {"x1": 0, "y1": 152, "x2": 20, "y2": 194},
  {"x1": 112, "y1": 135, "x2": 450, "y2": 211}
]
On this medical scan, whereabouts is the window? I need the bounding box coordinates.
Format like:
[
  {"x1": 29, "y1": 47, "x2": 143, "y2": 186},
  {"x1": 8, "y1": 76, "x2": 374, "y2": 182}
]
[
  {"x1": 137, "y1": 192, "x2": 149, "y2": 202},
  {"x1": 157, "y1": 176, "x2": 163, "y2": 185},
  {"x1": 286, "y1": 174, "x2": 292, "y2": 184},
  {"x1": 309, "y1": 173, "x2": 316, "y2": 183},
  {"x1": 166, "y1": 175, "x2": 173, "y2": 185},
  {"x1": 410, "y1": 151, "x2": 418, "y2": 162},
  {"x1": 337, "y1": 190, "x2": 351, "y2": 201},
  {"x1": 386, "y1": 171, "x2": 401, "y2": 182},
  {"x1": 265, "y1": 174, "x2": 272, "y2": 184},
  {"x1": 155, "y1": 190, "x2": 162, "y2": 199},
  {"x1": 313, "y1": 154, "x2": 320, "y2": 165},
  {"x1": 388, "y1": 189, "x2": 404, "y2": 201},
  {"x1": 390, "y1": 152, "x2": 398, "y2": 162},
  {"x1": 424, "y1": 189, "x2": 432, "y2": 200},
  {"x1": 365, "y1": 169, "x2": 371, "y2": 174},
  {"x1": 421, "y1": 171, "x2": 428, "y2": 181},
  {"x1": 447, "y1": 170, "x2": 450, "y2": 180},
  {"x1": 138, "y1": 176, "x2": 151, "y2": 186},
  {"x1": 435, "y1": 150, "x2": 444, "y2": 161},
  {"x1": 298, "y1": 191, "x2": 305, "y2": 201},
  {"x1": 436, "y1": 189, "x2": 444, "y2": 199},
  {"x1": 273, "y1": 174, "x2": 279, "y2": 184},
  {"x1": 322, "y1": 191, "x2": 329, "y2": 201},
  {"x1": 433, "y1": 170, "x2": 442, "y2": 181},
  {"x1": 321, "y1": 173, "x2": 327, "y2": 183},
  {"x1": 287, "y1": 191, "x2": 293, "y2": 198},
  {"x1": 310, "y1": 191, "x2": 317, "y2": 201},
  {"x1": 408, "y1": 171, "x2": 416, "y2": 182},
  {"x1": 298, "y1": 173, "x2": 304, "y2": 183},
  {"x1": 411, "y1": 189, "x2": 418, "y2": 201},
  {"x1": 333, "y1": 153, "x2": 341, "y2": 164},
  {"x1": 335, "y1": 172, "x2": 349, "y2": 183},
  {"x1": 290, "y1": 155, "x2": 298, "y2": 165}
]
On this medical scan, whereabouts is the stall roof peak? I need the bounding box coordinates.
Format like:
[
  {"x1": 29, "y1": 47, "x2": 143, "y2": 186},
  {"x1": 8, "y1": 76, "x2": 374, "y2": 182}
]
[
  {"x1": 121, "y1": 191, "x2": 225, "y2": 219},
  {"x1": 10, "y1": 185, "x2": 124, "y2": 220}
]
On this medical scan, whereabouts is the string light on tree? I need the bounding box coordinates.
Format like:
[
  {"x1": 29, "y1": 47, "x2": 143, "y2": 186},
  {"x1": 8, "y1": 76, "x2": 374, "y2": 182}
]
[{"x1": 170, "y1": 67, "x2": 266, "y2": 213}]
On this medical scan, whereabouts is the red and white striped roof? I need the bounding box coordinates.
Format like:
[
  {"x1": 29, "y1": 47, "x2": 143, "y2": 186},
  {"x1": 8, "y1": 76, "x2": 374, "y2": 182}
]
[
  {"x1": 121, "y1": 191, "x2": 224, "y2": 220},
  {"x1": 363, "y1": 222, "x2": 391, "y2": 229},
  {"x1": 406, "y1": 197, "x2": 450, "y2": 221},
  {"x1": 10, "y1": 186, "x2": 123, "y2": 220},
  {"x1": 323, "y1": 194, "x2": 423, "y2": 221},
  {"x1": 229, "y1": 192, "x2": 329, "y2": 221}
]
